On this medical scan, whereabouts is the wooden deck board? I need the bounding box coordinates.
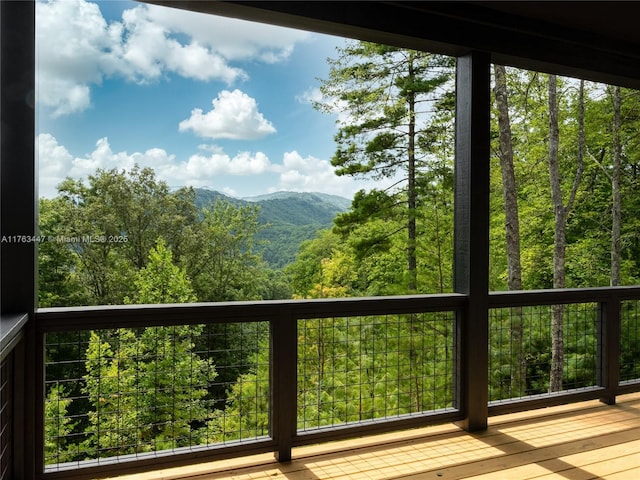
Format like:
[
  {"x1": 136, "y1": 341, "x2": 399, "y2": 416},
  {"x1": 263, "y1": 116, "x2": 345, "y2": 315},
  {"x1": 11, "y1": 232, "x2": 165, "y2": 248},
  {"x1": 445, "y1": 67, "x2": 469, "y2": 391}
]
[{"x1": 110, "y1": 392, "x2": 640, "y2": 480}]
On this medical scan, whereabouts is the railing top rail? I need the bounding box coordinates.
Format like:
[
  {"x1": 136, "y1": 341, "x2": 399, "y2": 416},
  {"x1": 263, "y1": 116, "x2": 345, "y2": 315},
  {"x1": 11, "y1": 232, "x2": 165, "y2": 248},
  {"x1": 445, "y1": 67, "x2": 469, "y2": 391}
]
[
  {"x1": 34, "y1": 285, "x2": 640, "y2": 332},
  {"x1": 489, "y1": 285, "x2": 640, "y2": 307},
  {"x1": 36, "y1": 293, "x2": 467, "y2": 332},
  {"x1": 1, "y1": 312, "x2": 28, "y2": 361}
]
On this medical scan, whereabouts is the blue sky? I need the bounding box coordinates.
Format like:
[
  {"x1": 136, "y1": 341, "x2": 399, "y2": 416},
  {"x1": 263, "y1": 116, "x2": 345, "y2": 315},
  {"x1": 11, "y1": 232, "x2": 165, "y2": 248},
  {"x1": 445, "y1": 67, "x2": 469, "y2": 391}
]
[{"x1": 36, "y1": 0, "x2": 378, "y2": 199}]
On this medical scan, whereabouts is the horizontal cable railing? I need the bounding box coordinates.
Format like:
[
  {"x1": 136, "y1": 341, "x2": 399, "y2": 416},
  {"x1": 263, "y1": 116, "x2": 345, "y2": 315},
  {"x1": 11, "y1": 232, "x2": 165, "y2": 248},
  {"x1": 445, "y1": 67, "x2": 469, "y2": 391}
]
[
  {"x1": 621, "y1": 299, "x2": 640, "y2": 384},
  {"x1": 297, "y1": 311, "x2": 457, "y2": 432},
  {"x1": 488, "y1": 302, "x2": 600, "y2": 402},
  {"x1": 488, "y1": 286, "x2": 640, "y2": 414},
  {"x1": 37, "y1": 294, "x2": 466, "y2": 479},
  {"x1": 35, "y1": 287, "x2": 640, "y2": 478},
  {"x1": 43, "y1": 322, "x2": 270, "y2": 471}
]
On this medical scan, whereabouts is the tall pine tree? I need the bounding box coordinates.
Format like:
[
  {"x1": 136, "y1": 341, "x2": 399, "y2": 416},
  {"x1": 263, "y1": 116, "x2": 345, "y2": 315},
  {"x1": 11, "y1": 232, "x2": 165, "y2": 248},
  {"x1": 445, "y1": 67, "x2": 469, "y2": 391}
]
[{"x1": 315, "y1": 41, "x2": 453, "y2": 292}]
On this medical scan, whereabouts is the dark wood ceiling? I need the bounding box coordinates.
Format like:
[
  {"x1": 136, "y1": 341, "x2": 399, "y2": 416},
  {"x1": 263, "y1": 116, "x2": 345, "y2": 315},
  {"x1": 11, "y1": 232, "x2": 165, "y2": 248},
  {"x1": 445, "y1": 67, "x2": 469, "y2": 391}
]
[
  {"x1": 478, "y1": 1, "x2": 640, "y2": 48},
  {"x1": 145, "y1": 1, "x2": 640, "y2": 88}
]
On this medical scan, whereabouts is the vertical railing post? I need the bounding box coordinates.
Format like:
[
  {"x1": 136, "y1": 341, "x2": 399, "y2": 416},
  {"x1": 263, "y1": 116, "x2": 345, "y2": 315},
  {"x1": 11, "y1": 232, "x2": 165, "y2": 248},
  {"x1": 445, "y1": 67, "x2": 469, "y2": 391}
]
[
  {"x1": 453, "y1": 51, "x2": 491, "y2": 432},
  {"x1": 270, "y1": 308, "x2": 297, "y2": 461},
  {"x1": 1, "y1": 0, "x2": 37, "y2": 477},
  {"x1": 599, "y1": 296, "x2": 620, "y2": 405}
]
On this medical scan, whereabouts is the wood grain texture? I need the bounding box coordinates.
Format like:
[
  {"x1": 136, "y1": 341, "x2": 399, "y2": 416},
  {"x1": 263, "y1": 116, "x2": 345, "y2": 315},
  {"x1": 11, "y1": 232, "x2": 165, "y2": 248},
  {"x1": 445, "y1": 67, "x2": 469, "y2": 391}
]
[{"x1": 109, "y1": 392, "x2": 640, "y2": 480}]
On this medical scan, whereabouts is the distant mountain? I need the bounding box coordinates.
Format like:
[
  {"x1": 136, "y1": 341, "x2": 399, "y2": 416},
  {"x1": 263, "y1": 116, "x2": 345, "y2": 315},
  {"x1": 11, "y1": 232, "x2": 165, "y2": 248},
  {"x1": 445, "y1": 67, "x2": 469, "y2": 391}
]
[
  {"x1": 194, "y1": 189, "x2": 351, "y2": 268},
  {"x1": 193, "y1": 189, "x2": 244, "y2": 210},
  {"x1": 244, "y1": 191, "x2": 352, "y2": 211}
]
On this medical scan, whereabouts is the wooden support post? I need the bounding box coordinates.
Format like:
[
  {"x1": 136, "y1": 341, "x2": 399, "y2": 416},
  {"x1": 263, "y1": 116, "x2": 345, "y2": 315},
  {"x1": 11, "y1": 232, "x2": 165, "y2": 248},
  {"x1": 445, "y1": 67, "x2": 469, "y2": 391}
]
[
  {"x1": 0, "y1": 0, "x2": 36, "y2": 311},
  {"x1": 453, "y1": 51, "x2": 491, "y2": 432},
  {"x1": 270, "y1": 310, "x2": 297, "y2": 462},
  {"x1": 599, "y1": 298, "x2": 620, "y2": 405},
  {"x1": 1, "y1": 0, "x2": 36, "y2": 477}
]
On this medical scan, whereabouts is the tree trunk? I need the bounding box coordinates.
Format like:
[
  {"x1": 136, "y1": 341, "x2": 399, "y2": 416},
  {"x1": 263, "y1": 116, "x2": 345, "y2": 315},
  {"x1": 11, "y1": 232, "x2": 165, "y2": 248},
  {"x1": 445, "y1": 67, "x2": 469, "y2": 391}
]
[
  {"x1": 611, "y1": 85, "x2": 622, "y2": 286},
  {"x1": 494, "y1": 65, "x2": 523, "y2": 292},
  {"x1": 434, "y1": 199, "x2": 445, "y2": 293},
  {"x1": 493, "y1": 64, "x2": 525, "y2": 395},
  {"x1": 548, "y1": 74, "x2": 565, "y2": 392},
  {"x1": 407, "y1": 52, "x2": 418, "y2": 292},
  {"x1": 547, "y1": 76, "x2": 585, "y2": 392}
]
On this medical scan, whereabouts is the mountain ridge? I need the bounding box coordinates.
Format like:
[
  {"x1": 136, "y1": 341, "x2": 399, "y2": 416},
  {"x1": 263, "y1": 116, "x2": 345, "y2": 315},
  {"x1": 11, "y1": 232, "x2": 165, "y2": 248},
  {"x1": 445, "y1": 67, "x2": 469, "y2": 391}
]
[
  {"x1": 194, "y1": 188, "x2": 351, "y2": 267},
  {"x1": 243, "y1": 191, "x2": 351, "y2": 210}
]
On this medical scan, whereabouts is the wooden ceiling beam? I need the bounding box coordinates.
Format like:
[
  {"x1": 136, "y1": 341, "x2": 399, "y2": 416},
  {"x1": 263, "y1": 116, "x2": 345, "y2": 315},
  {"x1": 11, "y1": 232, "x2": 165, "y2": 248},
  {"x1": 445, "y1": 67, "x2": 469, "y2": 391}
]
[{"x1": 144, "y1": 1, "x2": 640, "y2": 88}]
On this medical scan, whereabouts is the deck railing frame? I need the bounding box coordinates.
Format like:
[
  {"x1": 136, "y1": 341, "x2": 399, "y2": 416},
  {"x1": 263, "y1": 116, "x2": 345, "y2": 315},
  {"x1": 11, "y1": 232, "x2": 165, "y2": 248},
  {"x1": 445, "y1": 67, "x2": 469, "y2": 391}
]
[
  {"x1": 36, "y1": 294, "x2": 466, "y2": 479},
  {"x1": 27, "y1": 286, "x2": 640, "y2": 479}
]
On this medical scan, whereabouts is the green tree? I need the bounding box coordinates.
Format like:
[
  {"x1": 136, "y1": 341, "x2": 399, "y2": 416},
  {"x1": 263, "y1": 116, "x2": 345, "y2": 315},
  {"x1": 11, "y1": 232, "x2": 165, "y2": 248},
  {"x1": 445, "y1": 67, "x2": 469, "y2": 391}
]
[
  {"x1": 125, "y1": 238, "x2": 196, "y2": 305},
  {"x1": 82, "y1": 240, "x2": 213, "y2": 457},
  {"x1": 185, "y1": 200, "x2": 266, "y2": 302},
  {"x1": 44, "y1": 384, "x2": 76, "y2": 464},
  {"x1": 83, "y1": 327, "x2": 215, "y2": 456},
  {"x1": 202, "y1": 364, "x2": 270, "y2": 443},
  {"x1": 286, "y1": 230, "x2": 341, "y2": 298},
  {"x1": 50, "y1": 166, "x2": 199, "y2": 305},
  {"x1": 210, "y1": 312, "x2": 454, "y2": 439},
  {"x1": 38, "y1": 197, "x2": 88, "y2": 307},
  {"x1": 316, "y1": 41, "x2": 453, "y2": 292}
]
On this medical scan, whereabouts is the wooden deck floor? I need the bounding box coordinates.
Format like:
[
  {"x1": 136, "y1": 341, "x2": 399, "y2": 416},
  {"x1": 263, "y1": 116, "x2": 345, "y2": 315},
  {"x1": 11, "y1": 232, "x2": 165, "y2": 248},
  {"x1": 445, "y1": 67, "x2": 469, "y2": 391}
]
[{"x1": 114, "y1": 392, "x2": 640, "y2": 480}]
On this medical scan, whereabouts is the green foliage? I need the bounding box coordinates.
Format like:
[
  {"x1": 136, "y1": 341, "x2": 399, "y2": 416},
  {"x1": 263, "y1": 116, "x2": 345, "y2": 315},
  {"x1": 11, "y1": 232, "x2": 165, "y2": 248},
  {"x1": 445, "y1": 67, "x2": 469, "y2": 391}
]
[
  {"x1": 288, "y1": 179, "x2": 454, "y2": 297},
  {"x1": 38, "y1": 198, "x2": 89, "y2": 306},
  {"x1": 194, "y1": 189, "x2": 350, "y2": 269},
  {"x1": 125, "y1": 238, "x2": 197, "y2": 305},
  {"x1": 202, "y1": 366, "x2": 270, "y2": 443},
  {"x1": 204, "y1": 313, "x2": 454, "y2": 440},
  {"x1": 489, "y1": 304, "x2": 599, "y2": 401},
  {"x1": 185, "y1": 200, "x2": 265, "y2": 302},
  {"x1": 316, "y1": 40, "x2": 455, "y2": 292},
  {"x1": 44, "y1": 384, "x2": 76, "y2": 464},
  {"x1": 83, "y1": 327, "x2": 215, "y2": 456},
  {"x1": 285, "y1": 230, "x2": 343, "y2": 298},
  {"x1": 257, "y1": 223, "x2": 326, "y2": 270},
  {"x1": 298, "y1": 313, "x2": 454, "y2": 425},
  {"x1": 621, "y1": 302, "x2": 640, "y2": 381},
  {"x1": 46, "y1": 166, "x2": 199, "y2": 305}
]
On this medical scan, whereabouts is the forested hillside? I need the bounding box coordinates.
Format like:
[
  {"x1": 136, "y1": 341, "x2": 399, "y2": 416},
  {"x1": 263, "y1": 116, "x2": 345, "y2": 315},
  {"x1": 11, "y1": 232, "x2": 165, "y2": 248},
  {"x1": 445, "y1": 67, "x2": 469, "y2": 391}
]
[
  {"x1": 195, "y1": 189, "x2": 350, "y2": 267},
  {"x1": 39, "y1": 40, "x2": 640, "y2": 465}
]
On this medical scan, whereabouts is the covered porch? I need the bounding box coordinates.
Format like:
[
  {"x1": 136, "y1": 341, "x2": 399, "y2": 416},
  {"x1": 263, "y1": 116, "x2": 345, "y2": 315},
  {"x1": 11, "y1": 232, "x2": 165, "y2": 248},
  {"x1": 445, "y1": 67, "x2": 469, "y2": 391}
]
[{"x1": 2, "y1": 2, "x2": 640, "y2": 479}]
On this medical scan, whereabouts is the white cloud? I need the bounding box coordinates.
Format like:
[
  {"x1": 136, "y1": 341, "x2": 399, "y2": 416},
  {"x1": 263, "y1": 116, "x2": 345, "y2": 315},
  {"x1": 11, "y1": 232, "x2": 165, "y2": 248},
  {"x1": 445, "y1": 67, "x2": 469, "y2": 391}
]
[
  {"x1": 179, "y1": 89, "x2": 276, "y2": 140},
  {"x1": 273, "y1": 151, "x2": 358, "y2": 196},
  {"x1": 161, "y1": 151, "x2": 273, "y2": 182},
  {"x1": 36, "y1": 0, "x2": 120, "y2": 116},
  {"x1": 37, "y1": 134, "x2": 365, "y2": 200},
  {"x1": 296, "y1": 87, "x2": 323, "y2": 105},
  {"x1": 37, "y1": 133, "x2": 74, "y2": 195},
  {"x1": 38, "y1": 133, "x2": 279, "y2": 197},
  {"x1": 118, "y1": 5, "x2": 245, "y2": 84},
  {"x1": 226, "y1": 151, "x2": 272, "y2": 175},
  {"x1": 36, "y1": 0, "x2": 309, "y2": 116},
  {"x1": 150, "y1": 149, "x2": 279, "y2": 193},
  {"x1": 37, "y1": 134, "x2": 175, "y2": 197},
  {"x1": 142, "y1": 3, "x2": 308, "y2": 63}
]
